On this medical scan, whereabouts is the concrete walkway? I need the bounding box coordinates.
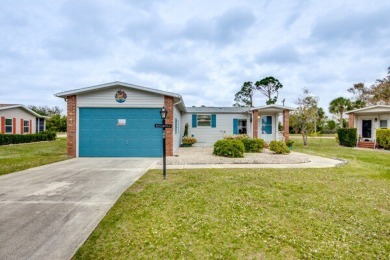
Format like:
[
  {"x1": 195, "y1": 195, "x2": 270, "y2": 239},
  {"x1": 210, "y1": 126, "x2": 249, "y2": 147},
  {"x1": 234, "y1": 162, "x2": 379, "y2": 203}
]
[
  {"x1": 0, "y1": 158, "x2": 158, "y2": 260},
  {"x1": 152, "y1": 148, "x2": 346, "y2": 169}
]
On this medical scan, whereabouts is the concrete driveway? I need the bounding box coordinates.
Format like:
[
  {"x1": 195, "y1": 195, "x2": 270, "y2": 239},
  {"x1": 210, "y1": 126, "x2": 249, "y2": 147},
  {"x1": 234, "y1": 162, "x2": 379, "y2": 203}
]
[{"x1": 0, "y1": 158, "x2": 158, "y2": 260}]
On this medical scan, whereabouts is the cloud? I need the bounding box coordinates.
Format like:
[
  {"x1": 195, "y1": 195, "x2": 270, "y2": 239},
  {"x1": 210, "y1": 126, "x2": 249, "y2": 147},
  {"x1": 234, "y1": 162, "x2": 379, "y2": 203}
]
[
  {"x1": 256, "y1": 44, "x2": 301, "y2": 64},
  {"x1": 181, "y1": 8, "x2": 256, "y2": 46},
  {"x1": 311, "y1": 8, "x2": 390, "y2": 46}
]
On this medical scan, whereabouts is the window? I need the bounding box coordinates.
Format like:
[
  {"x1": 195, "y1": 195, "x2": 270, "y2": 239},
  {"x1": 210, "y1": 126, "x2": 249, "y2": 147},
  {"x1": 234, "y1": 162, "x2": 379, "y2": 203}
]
[
  {"x1": 197, "y1": 114, "x2": 211, "y2": 127},
  {"x1": 261, "y1": 116, "x2": 272, "y2": 134},
  {"x1": 380, "y1": 120, "x2": 388, "y2": 128},
  {"x1": 175, "y1": 118, "x2": 178, "y2": 134},
  {"x1": 24, "y1": 120, "x2": 30, "y2": 133},
  {"x1": 5, "y1": 118, "x2": 12, "y2": 133}
]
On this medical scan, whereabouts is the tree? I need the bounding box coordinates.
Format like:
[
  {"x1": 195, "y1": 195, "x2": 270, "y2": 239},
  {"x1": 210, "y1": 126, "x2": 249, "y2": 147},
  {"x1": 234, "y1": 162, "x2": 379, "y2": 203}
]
[
  {"x1": 28, "y1": 105, "x2": 63, "y2": 116},
  {"x1": 255, "y1": 76, "x2": 283, "y2": 105},
  {"x1": 46, "y1": 114, "x2": 67, "y2": 132},
  {"x1": 328, "y1": 97, "x2": 353, "y2": 128},
  {"x1": 348, "y1": 66, "x2": 390, "y2": 105},
  {"x1": 290, "y1": 88, "x2": 318, "y2": 146},
  {"x1": 233, "y1": 81, "x2": 256, "y2": 107}
]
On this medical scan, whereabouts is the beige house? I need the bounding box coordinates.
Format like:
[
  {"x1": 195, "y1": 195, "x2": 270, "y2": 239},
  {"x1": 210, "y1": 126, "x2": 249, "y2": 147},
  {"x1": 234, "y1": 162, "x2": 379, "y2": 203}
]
[{"x1": 0, "y1": 104, "x2": 47, "y2": 134}]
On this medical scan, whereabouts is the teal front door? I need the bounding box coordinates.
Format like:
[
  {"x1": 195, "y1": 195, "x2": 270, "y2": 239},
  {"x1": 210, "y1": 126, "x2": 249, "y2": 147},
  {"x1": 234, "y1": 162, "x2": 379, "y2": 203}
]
[{"x1": 79, "y1": 108, "x2": 162, "y2": 157}]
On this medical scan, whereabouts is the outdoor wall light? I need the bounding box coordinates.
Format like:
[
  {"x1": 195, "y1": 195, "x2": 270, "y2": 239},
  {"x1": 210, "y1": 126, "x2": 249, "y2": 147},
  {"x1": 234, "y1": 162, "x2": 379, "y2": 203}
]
[
  {"x1": 160, "y1": 106, "x2": 168, "y2": 119},
  {"x1": 375, "y1": 118, "x2": 378, "y2": 122}
]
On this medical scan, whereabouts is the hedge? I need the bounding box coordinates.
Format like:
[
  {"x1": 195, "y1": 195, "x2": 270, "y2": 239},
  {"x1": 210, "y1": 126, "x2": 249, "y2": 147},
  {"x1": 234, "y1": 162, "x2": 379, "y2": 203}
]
[
  {"x1": 337, "y1": 128, "x2": 357, "y2": 147},
  {"x1": 376, "y1": 129, "x2": 390, "y2": 150},
  {"x1": 213, "y1": 139, "x2": 245, "y2": 158},
  {"x1": 0, "y1": 131, "x2": 56, "y2": 146}
]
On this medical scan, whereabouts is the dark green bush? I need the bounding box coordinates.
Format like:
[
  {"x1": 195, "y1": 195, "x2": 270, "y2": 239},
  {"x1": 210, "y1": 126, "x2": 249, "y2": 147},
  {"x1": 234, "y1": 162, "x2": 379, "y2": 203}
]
[
  {"x1": 337, "y1": 128, "x2": 357, "y2": 147},
  {"x1": 269, "y1": 140, "x2": 290, "y2": 154},
  {"x1": 376, "y1": 129, "x2": 390, "y2": 149},
  {"x1": 241, "y1": 138, "x2": 265, "y2": 153},
  {"x1": 0, "y1": 131, "x2": 56, "y2": 146},
  {"x1": 213, "y1": 139, "x2": 245, "y2": 158}
]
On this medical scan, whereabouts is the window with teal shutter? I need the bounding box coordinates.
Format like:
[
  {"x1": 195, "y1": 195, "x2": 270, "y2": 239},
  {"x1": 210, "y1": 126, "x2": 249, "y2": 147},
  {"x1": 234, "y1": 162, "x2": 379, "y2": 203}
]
[
  {"x1": 192, "y1": 114, "x2": 197, "y2": 128},
  {"x1": 211, "y1": 114, "x2": 216, "y2": 128},
  {"x1": 233, "y1": 119, "x2": 238, "y2": 134}
]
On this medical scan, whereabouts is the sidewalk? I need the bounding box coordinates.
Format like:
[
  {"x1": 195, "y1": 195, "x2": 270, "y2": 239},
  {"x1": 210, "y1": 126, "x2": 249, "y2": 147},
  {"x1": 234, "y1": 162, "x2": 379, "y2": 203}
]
[{"x1": 152, "y1": 147, "x2": 346, "y2": 169}]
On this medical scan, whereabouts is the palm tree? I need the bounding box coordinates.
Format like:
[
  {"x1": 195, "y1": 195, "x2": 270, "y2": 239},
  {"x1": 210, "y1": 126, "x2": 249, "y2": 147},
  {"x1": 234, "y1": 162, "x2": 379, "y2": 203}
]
[{"x1": 329, "y1": 97, "x2": 353, "y2": 128}]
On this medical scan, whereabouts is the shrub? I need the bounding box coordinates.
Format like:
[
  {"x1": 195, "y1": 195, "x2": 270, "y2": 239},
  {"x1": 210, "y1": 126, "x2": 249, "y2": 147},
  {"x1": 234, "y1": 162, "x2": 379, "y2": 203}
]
[
  {"x1": 183, "y1": 123, "x2": 189, "y2": 137},
  {"x1": 241, "y1": 138, "x2": 265, "y2": 153},
  {"x1": 376, "y1": 129, "x2": 390, "y2": 149},
  {"x1": 223, "y1": 134, "x2": 250, "y2": 140},
  {"x1": 269, "y1": 140, "x2": 290, "y2": 154},
  {"x1": 0, "y1": 131, "x2": 56, "y2": 146},
  {"x1": 213, "y1": 139, "x2": 245, "y2": 158},
  {"x1": 285, "y1": 140, "x2": 295, "y2": 147},
  {"x1": 181, "y1": 136, "x2": 197, "y2": 145},
  {"x1": 337, "y1": 128, "x2": 357, "y2": 147}
]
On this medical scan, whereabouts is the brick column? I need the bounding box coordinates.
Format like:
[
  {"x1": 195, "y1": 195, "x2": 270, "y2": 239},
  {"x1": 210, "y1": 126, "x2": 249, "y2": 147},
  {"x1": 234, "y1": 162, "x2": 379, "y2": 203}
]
[
  {"x1": 164, "y1": 96, "x2": 174, "y2": 156},
  {"x1": 67, "y1": 95, "x2": 77, "y2": 157},
  {"x1": 348, "y1": 113, "x2": 355, "y2": 128},
  {"x1": 252, "y1": 110, "x2": 259, "y2": 138},
  {"x1": 283, "y1": 109, "x2": 290, "y2": 142}
]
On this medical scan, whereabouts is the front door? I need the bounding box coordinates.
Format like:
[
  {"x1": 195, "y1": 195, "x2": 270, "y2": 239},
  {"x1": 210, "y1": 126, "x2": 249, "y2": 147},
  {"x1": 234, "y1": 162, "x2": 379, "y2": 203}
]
[
  {"x1": 362, "y1": 120, "x2": 372, "y2": 139},
  {"x1": 260, "y1": 115, "x2": 273, "y2": 143}
]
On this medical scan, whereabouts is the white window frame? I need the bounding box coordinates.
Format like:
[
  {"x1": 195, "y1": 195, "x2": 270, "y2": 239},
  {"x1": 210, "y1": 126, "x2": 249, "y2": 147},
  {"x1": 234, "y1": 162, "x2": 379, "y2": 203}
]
[
  {"x1": 379, "y1": 120, "x2": 388, "y2": 129},
  {"x1": 197, "y1": 114, "x2": 211, "y2": 127},
  {"x1": 24, "y1": 120, "x2": 30, "y2": 134},
  {"x1": 5, "y1": 118, "x2": 12, "y2": 134}
]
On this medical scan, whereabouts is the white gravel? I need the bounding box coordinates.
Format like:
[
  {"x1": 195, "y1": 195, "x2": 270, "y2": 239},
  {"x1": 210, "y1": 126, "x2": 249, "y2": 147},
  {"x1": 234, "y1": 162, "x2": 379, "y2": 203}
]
[{"x1": 161, "y1": 146, "x2": 311, "y2": 165}]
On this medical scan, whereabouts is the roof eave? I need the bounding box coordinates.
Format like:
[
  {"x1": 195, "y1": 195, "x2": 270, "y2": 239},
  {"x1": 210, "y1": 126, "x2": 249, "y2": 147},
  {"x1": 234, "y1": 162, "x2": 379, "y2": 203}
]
[{"x1": 54, "y1": 81, "x2": 182, "y2": 99}]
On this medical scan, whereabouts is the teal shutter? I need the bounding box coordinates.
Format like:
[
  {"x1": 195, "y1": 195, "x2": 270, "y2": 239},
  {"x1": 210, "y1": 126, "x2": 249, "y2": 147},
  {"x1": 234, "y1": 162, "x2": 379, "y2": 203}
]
[
  {"x1": 233, "y1": 119, "x2": 238, "y2": 134},
  {"x1": 211, "y1": 114, "x2": 216, "y2": 128},
  {"x1": 192, "y1": 114, "x2": 197, "y2": 128}
]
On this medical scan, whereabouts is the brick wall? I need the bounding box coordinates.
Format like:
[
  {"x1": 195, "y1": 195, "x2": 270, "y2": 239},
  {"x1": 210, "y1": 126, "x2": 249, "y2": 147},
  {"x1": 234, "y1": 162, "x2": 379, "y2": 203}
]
[
  {"x1": 348, "y1": 113, "x2": 355, "y2": 128},
  {"x1": 67, "y1": 95, "x2": 77, "y2": 157},
  {"x1": 164, "y1": 96, "x2": 174, "y2": 156},
  {"x1": 252, "y1": 110, "x2": 259, "y2": 138},
  {"x1": 283, "y1": 109, "x2": 290, "y2": 141}
]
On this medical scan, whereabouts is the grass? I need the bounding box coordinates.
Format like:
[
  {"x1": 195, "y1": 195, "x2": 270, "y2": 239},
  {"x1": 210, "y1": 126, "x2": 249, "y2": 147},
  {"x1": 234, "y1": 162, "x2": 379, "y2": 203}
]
[
  {"x1": 0, "y1": 138, "x2": 68, "y2": 176},
  {"x1": 74, "y1": 138, "x2": 389, "y2": 259}
]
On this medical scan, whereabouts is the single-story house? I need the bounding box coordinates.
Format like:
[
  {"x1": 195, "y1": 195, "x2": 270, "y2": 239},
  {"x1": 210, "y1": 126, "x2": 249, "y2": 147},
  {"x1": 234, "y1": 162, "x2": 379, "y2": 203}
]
[
  {"x1": 346, "y1": 105, "x2": 390, "y2": 148},
  {"x1": 0, "y1": 104, "x2": 47, "y2": 134},
  {"x1": 55, "y1": 82, "x2": 294, "y2": 157}
]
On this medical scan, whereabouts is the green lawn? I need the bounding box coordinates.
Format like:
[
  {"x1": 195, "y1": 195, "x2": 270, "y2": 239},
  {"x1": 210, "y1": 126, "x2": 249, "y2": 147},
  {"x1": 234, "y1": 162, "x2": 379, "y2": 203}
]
[
  {"x1": 74, "y1": 139, "x2": 390, "y2": 259},
  {"x1": 0, "y1": 138, "x2": 68, "y2": 176}
]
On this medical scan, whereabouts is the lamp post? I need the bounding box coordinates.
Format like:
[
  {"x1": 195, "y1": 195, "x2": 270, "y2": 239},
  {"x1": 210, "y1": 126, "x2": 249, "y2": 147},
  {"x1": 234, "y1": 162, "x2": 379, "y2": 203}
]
[{"x1": 160, "y1": 107, "x2": 167, "y2": 180}]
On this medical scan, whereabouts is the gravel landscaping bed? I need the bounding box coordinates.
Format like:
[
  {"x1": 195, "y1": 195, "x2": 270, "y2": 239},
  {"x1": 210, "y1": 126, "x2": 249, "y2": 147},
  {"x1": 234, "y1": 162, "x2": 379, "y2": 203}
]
[{"x1": 161, "y1": 146, "x2": 311, "y2": 165}]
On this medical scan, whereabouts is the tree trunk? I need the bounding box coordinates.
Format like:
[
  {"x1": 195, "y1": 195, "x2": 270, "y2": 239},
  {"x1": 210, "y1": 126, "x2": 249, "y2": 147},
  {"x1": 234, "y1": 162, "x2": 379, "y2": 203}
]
[{"x1": 302, "y1": 133, "x2": 308, "y2": 146}]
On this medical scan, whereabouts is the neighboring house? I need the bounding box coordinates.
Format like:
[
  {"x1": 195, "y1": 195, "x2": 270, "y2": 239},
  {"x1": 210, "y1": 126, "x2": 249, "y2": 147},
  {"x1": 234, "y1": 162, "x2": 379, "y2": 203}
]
[
  {"x1": 55, "y1": 82, "x2": 294, "y2": 158},
  {"x1": 346, "y1": 105, "x2": 390, "y2": 148},
  {"x1": 0, "y1": 104, "x2": 47, "y2": 135}
]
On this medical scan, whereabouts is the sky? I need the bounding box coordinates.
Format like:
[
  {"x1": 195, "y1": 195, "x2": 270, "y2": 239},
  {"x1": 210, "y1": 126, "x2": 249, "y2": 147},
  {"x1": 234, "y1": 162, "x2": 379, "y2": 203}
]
[{"x1": 0, "y1": 0, "x2": 389, "y2": 116}]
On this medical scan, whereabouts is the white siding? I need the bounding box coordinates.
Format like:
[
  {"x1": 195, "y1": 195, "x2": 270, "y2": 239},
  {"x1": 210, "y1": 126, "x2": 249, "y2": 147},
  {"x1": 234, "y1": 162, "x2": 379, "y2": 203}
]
[
  {"x1": 77, "y1": 86, "x2": 164, "y2": 108},
  {"x1": 181, "y1": 113, "x2": 251, "y2": 146},
  {"x1": 356, "y1": 114, "x2": 390, "y2": 140},
  {"x1": 173, "y1": 105, "x2": 182, "y2": 152},
  {"x1": 0, "y1": 108, "x2": 37, "y2": 134}
]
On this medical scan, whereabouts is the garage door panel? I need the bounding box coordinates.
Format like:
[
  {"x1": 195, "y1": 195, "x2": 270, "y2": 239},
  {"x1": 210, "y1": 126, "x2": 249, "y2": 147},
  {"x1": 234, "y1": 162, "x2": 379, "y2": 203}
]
[{"x1": 79, "y1": 108, "x2": 162, "y2": 157}]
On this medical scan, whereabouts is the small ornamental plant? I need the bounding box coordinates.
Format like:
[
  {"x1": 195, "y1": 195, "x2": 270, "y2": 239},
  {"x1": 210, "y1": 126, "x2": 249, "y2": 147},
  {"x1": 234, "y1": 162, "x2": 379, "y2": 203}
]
[
  {"x1": 181, "y1": 136, "x2": 197, "y2": 146},
  {"x1": 213, "y1": 139, "x2": 245, "y2": 158},
  {"x1": 286, "y1": 140, "x2": 295, "y2": 147},
  {"x1": 269, "y1": 140, "x2": 290, "y2": 154}
]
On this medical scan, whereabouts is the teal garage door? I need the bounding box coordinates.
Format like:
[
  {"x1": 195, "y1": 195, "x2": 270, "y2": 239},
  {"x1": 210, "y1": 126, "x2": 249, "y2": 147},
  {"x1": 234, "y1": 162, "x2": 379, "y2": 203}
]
[{"x1": 79, "y1": 108, "x2": 162, "y2": 157}]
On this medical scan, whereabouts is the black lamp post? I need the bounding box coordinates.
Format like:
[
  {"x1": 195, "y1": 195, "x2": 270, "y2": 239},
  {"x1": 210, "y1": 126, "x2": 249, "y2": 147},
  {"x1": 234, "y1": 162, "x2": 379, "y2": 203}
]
[{"x1": 160, "y1": 107, "x2": 167, "y2": 180}]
